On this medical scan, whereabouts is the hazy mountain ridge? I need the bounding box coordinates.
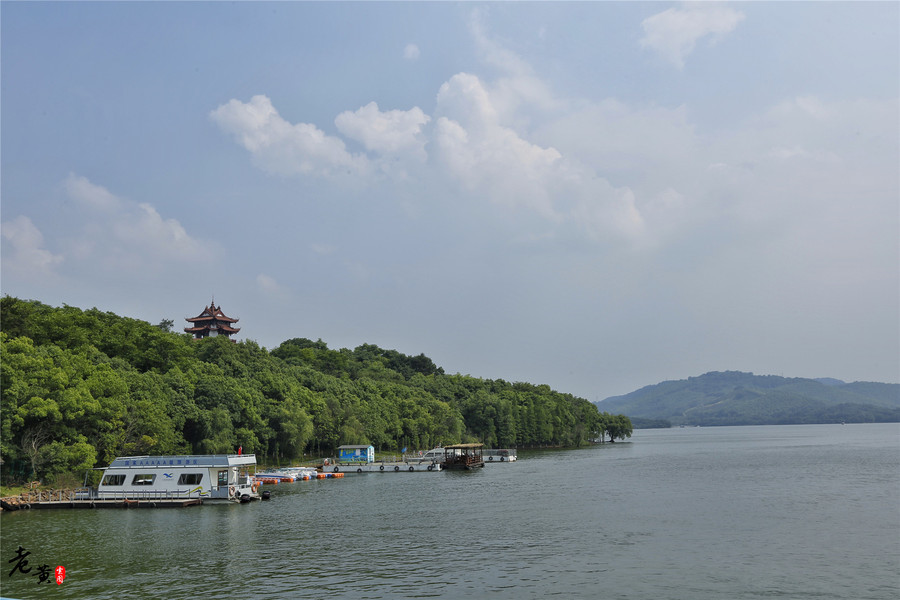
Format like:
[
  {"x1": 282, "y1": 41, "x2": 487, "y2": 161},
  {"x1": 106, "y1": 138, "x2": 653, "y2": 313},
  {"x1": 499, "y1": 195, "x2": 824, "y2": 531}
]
[{"x1": 596, "y1": 371, "x2": 900, "y2": 426}]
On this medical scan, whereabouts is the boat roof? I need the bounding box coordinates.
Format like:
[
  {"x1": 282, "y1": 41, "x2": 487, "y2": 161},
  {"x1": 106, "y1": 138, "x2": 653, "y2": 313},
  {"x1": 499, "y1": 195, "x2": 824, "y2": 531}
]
[
  {"x1": 106, "y1": 454, "x2": 257, "y2": 469},
  {"x1": 444, "y1": 443, "x2": 484, "y2": 449},
  {"x1": 337, "y1": 445, "x2": 373, "y2": 449}
]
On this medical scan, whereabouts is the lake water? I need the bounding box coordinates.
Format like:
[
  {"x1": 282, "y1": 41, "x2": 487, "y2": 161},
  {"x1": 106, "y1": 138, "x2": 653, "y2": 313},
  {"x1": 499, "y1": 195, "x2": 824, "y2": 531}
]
[{"x1": 2, "y1": 423, "x2": 898, "y2": 599}]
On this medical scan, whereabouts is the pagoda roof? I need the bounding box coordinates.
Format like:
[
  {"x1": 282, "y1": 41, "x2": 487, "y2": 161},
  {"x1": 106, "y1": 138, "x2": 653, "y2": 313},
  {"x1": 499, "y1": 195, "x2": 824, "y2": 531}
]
[{"x1": 186, "y1": 301, "x2": 239, "y2": 324}]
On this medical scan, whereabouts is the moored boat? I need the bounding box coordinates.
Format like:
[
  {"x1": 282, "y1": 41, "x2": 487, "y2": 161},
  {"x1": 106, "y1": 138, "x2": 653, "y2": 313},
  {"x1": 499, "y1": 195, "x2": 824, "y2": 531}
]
[
  {"x1": 89, "y1": 454, "x2": 260, "y2": 504},
  {"x1": 441, "y1": 443, "x2": 485, "y2": 470},
  {"x1": 410, "y1": 446, "x2": 516, "y2": 464}
]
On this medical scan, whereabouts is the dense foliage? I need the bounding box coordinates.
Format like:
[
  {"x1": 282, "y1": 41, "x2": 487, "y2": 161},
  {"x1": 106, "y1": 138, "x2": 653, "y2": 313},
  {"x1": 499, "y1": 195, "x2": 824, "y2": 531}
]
[
  {"x1": 597, "y1": 371, "x2": 900, "y2": 426},
  {"x1": 1, "y1": 297, "x2": 631, "y2": 483}
]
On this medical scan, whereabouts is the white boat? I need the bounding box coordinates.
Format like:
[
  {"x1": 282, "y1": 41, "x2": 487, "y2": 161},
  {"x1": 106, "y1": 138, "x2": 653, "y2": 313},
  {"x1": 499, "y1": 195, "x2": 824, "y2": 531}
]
[{"x1": 91, "y1": 454, "x2": 260, "y2": 504}]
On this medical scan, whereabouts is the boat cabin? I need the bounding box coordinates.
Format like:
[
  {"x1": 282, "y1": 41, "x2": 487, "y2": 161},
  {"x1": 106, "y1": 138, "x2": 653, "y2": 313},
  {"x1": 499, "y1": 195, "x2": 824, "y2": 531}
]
[
  {"x1": 93, "y1": 454, "x2": 258, "y2": 503},
  {"x1": 442, "y1": 443, "x2": 485, "y2": 470},
  {"x1": 337, "y1": 445, "x2": 375, "y2": 464}
]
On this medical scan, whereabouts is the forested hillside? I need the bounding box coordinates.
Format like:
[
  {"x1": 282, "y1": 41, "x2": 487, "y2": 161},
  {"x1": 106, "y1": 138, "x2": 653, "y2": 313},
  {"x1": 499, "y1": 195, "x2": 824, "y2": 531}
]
[
  {"x1": 597, "y1": 371, "x2": 900, "y2": 426},
  {"x1": 0, "y1": 297, "x2": 631, "y2": 484}
]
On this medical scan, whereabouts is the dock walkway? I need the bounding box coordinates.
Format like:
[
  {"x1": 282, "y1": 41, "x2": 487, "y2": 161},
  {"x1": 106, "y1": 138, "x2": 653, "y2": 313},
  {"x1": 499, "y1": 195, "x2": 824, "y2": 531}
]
[{"x1": 1, "y1": 489, "x2": 203, "y2": 511}]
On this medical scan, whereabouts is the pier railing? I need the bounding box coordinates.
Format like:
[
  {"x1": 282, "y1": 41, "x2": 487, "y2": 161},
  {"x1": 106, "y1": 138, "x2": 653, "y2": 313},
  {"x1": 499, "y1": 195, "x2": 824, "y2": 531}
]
[
  {"x1": 94, "y1": 489, "x2": 205, "y2": 501},
  {"x1": 14, "y1": 488, "x2": 208, "y2": 503},
  {"x1": 14, "y1": 488, "x2": 93, "y2": 503}
]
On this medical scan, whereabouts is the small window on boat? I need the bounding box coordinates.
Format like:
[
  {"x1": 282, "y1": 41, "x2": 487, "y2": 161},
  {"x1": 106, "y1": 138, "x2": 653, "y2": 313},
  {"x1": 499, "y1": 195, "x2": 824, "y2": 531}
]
[
  {"x1": 178, "y1": 473, "x2": 203, "y2": 485},
  {"x1": 132, "y1": 474, "x2": 155, "y2": 485},
  {"x1": 102, "y1": 474, "x2": 125, "y2": 486},
  {"x1": 217, "y1": 470, "x2": 228, "y2": 487}
]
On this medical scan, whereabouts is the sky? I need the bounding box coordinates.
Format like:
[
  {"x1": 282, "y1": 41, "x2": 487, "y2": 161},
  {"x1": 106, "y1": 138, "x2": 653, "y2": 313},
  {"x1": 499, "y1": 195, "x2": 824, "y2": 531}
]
[{"x1": 2, "y1": 2, "x2": 898, "y2": 402}]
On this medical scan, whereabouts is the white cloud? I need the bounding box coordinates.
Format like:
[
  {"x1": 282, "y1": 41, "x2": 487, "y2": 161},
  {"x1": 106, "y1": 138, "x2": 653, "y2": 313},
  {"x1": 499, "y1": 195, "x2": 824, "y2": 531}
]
[
  {"x1": 212, "y1": 65, "x2": 648, "y2": 241},
  {"x1": 334, "y1": 101, "x2": 430, "y2": 157},
  {"x1": 65, "y1": 172, "x2": 121, "y2": 212},
  {"x1": 210, "y1": 95, "x2": 369, "y2": 178},
  {"x1": 403, "y1": 43, "x2": 420, "y2": 60},
  {"x1": 432, "y1": 73, "x2": 565, "y2": 219},
  {"x1": 1, "y1": 215, "x2": 63, "y2": 276},
  {"x1": 63, "y1": 174, "x2": 219, "y2": 272},
  {"x1": 640, "y1": 4, "x2": 745, "y2": 68},
  {"x1": 209, "y1": 9, "x2": 895, "y2": 255},
  {"x1": 468, "y1": 7, "x2": 562, "y2": 118}
]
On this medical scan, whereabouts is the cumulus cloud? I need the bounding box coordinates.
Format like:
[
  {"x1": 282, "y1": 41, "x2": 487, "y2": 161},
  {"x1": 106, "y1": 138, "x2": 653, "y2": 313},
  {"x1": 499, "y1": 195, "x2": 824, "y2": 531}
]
[
  {"x1": 65, "y1": 173, "x2": 121, "y2": 211},
  {"x1": 335, "y1": 101, "x2": 430, "y2": 157},
  {"x1": 640, "y1": 3, "x2": 745, "y2": 68},
  {"x1": 210, "y1": 8, "x2": 894, "y2": 252},
  {"x1": 432, "y1": 73, "x2": 564, "y2": 218},
  {"x1": 63, "y1": 174, "x2": 219, "y2": 271},
  {"x1": 468, "y1": 7, "x2": 562, "y2": 117},
  {"x1": 1, "y1": 215, "x2": 63, "y2": 276},
  {"x1": 210, "y1": 95, "x2": 369, "y2": 178},
  {"x1": 211, "y1": 67, "x2": 647, "y2": 242}
]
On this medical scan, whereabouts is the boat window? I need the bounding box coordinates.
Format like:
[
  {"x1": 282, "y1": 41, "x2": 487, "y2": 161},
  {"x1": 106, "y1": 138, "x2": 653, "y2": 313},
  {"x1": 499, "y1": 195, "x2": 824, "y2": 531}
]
[
  {"x1": 102, "y1": 474, "x2": 125, "y2": 486},
  {"x1": 177, "y1": 473, "x2": 203, "y2": 485},
  {"x1": 132, "y1": 474, "x2": 155, "y2": 485},
  {"x1": 217, "y1": 470, "x2": 228, "y2": 487}
]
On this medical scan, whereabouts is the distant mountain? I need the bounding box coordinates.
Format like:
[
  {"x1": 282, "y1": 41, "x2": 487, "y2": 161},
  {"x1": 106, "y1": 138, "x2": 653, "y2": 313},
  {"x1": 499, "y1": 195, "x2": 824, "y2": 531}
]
[{"x1": 596, "y1": 371, "x2": 900, "y2": 426}]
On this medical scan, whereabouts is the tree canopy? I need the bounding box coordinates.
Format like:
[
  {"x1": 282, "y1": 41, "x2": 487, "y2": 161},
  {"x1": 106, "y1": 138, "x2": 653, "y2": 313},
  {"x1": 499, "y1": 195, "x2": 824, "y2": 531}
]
[{"x1": 1, "y1": 297, "x2": 631, "y2": 483}]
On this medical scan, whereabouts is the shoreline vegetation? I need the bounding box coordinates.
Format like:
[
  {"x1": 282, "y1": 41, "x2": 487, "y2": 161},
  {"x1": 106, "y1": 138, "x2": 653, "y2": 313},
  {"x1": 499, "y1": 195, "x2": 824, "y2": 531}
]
[{"x1": 0, "y1": 296, "x2": 632, "y2": 487}]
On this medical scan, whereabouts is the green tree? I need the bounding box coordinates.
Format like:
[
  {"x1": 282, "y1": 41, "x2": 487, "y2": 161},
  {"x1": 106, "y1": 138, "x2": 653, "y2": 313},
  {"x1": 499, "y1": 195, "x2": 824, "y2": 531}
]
[{"x1": 605, "y1": 414, "x2": 634, "y2": 442}]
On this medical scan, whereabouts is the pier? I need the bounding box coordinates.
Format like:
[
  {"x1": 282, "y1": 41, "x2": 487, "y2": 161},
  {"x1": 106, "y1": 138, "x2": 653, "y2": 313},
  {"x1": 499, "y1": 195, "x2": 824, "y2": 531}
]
[
  {"x1": 1, "y1": 489, "x2": 203, "y2": 510},
  {"x1": 325, "y1": 461, "x2": 441, "y2": 474}
]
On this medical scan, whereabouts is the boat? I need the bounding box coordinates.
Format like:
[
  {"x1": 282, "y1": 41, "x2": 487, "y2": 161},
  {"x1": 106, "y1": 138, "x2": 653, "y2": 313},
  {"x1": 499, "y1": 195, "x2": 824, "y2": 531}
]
[
  {"x1": 88, "y1": 454, "x2": 260, "y2": 504},
  {"x1": 409, "y1": 446, "x2": 516, "y2": 464},
  {"x1": 441, "y1": 443, "x2": 485, "y2": 470}
]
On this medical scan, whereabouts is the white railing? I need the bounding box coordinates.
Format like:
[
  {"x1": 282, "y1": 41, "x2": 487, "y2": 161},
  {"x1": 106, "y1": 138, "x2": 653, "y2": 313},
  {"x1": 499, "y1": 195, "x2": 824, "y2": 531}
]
[{"x1": 94, "y1": 489, "x2": 204, "y2": 501}]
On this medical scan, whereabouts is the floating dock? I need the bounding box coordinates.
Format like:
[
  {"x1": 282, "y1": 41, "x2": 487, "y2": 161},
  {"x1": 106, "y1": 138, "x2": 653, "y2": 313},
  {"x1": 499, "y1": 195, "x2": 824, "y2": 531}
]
[
  {"x1": 1, "y1": 491, "x2": 202, "y2": 511},
  {"x1": 325, "y1": 461, "x2": 441, "y2": 474}
]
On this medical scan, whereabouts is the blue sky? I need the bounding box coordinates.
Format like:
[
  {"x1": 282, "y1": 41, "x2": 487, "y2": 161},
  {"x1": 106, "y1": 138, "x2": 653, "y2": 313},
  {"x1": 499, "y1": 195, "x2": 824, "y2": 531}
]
[{"x1": 2, "y1": 2, "x2": 898, "y2": 401}]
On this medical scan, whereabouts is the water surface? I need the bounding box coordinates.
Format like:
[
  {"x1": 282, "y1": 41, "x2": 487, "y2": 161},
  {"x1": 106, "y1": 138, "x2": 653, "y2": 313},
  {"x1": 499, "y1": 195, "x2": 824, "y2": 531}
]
[{"x1": 2, "y1": 423, "x2": 898, "y2": 599}]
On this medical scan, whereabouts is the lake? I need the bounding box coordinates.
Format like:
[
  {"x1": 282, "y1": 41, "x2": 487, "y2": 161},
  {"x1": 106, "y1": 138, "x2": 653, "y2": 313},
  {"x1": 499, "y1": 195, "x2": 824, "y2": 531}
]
[{"x1": 2, "y1": 423, "x2": 898, "y2": 599}]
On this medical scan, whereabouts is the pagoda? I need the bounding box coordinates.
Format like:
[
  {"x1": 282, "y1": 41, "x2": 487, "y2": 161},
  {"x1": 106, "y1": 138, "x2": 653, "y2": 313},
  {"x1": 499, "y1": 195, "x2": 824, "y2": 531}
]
[{"x1": 185, "y1": 299, "x2": 240, "y2": 340}]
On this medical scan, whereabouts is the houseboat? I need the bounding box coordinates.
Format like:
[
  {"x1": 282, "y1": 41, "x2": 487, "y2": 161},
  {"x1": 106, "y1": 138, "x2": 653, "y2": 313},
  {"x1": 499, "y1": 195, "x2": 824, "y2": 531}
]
[
  {"x1": 442, "y1": 443, "x2": 485, "y2": 470},
  {"x1": 90, "y1": 454, "x2": 260, "y2": 504}
]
